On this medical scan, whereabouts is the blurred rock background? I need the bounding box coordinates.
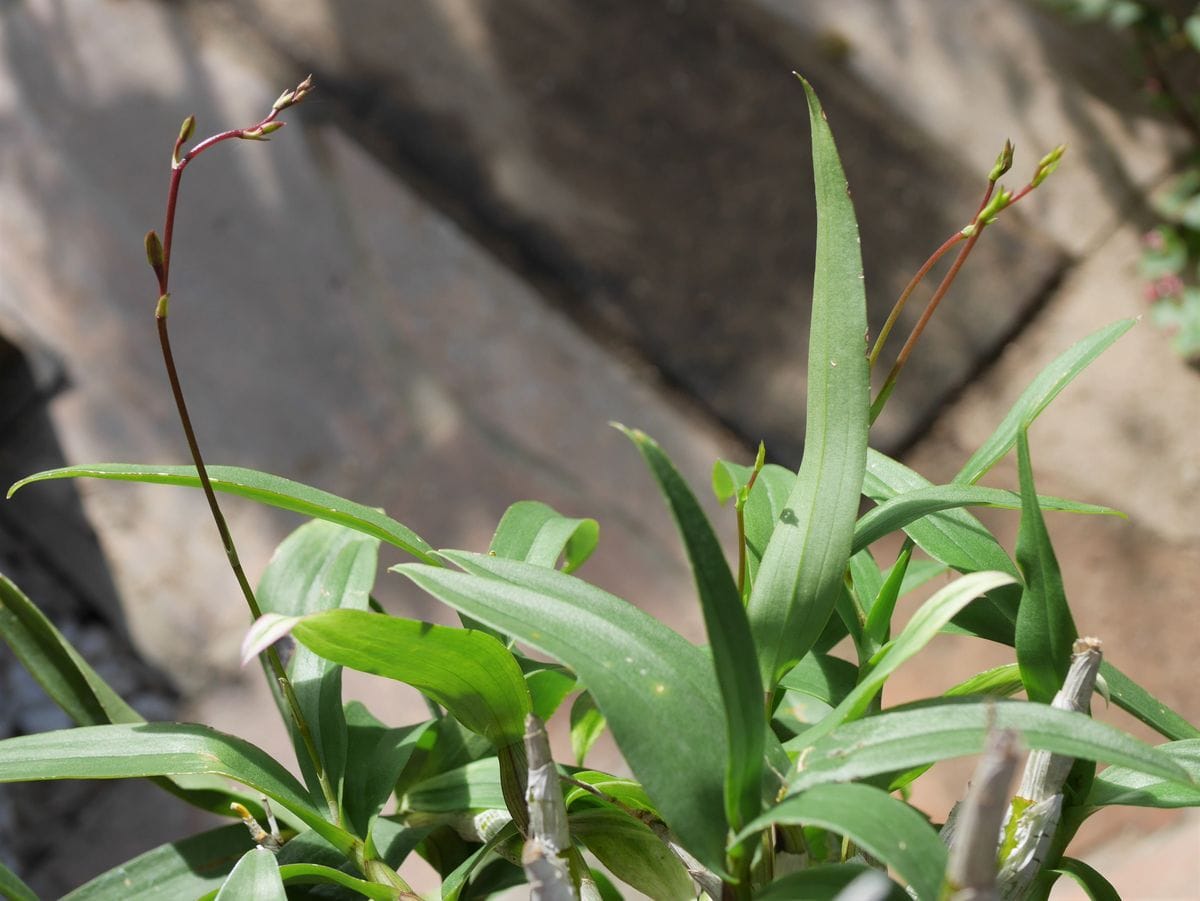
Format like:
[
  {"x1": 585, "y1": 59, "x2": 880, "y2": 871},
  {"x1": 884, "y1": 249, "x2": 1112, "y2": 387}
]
[{"x1": 0, "y1": 0, "x2": 1196, "y2": 897}]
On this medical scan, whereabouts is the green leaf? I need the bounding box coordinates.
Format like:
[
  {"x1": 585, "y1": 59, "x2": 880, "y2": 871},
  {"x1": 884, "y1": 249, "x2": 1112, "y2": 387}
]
[
  {"x1": 619, "y1": 425, "x2": 764, "y2": 830},
  {"x1": 291, "y1": 609, "x2": 531, "y2": 747},
  {"x1": 785, "y1": 700, "x2": 1193, "y2": 793},
  {"x1": 525, "y1": 666, "x2": 578, "y2": 722},
  {"x1": 944, "y1": 663, "x2": 1024, "y2": 698},
  {"x1": 741, "y1": 464, "x2": 799, "y2": 588},
  {"x1": 489, "y1": 500, "x2": 599, "y2": 574},
  {"x1": 739, "y1": 783, "x2": 946, "y2": 901},
  {"x1": 954, "y1": 319, "x2": 1135, "y2": 484},
  {"x1": 570, "y1": 692, "x2": 607, "y2": 766},
  {"x1": 8, "y1": 464, "x2": 436, "y2": 564},
  {"x1": 0, "y1": 723, "x2": 357, "y2": 855},
  {"x1": 0, "y1": 861, "x2": 38, "y2": 901},
  {"x1": 863, "y1": 450, "x2": 1020, "y2": 643},
  {"x1": 563, "y1": 770, "x2": 657, "y2": 816},
  {"x1": 570, "y1": 808, "x2": 695, "y2": 901},
  {"x1": 863, "y1": 541, "x2": 911, "y2": 645},
  {"x1": 62, "y1": 824, "x2": 252, "y2": 900},
  {"x1": 401, "y1": 758, "x2": 507, "y2": 814},
  {"x1": 753, "y1": 863, "x2": 907, "y2": 901},
  {"x1": 1050, "y1": 858, "x2": 1121, "y2": 901},
  {"x1": 1014, "y1": 430, "x2": 1077, "y2": 703},
  {"x1": 396, "y1": 552, "x2": 731, "y2": 875},
  {"x1": 215, "y1": 849, "x2": 285, "y2": 901},
  {"x1": 747, "y1": 78, "x2": 870, "y2": 688},
  {"x1": 810, "y1": 571, "x2": 1016, "y2": 737},
  {"x1": 852, "y1": 484, "x2": 1120, "y2": 553},
  {"x1": 1097, "y1": 662, "x2": 1200, "y2": 741},
  {"x1": 342, "y1": 702, "x2": 430, "y2": 839},
  {"x1": 257, "y1": 520, "x2": 379, "y2": 808},
  {"x1": 0, "y1": 574, "x2": 270, "y2": 820},
  {"x1": 275, "y1": 864, "x2": 400, "y2": 900},
  {"x1": 1086, "y1": 740, "x2": 1200, "y2": 809},
  {"x1": 776, "y1": 653, "x2": 858, "y2": 707}
]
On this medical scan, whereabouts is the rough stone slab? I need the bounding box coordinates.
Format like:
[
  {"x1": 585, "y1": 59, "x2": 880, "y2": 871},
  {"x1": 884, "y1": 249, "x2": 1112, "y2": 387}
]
[
  {"x1": 0, "y1": 0, "x2": 736, "y2": 691},
  {"x1": 184, "y1": 0, "x2": 1066, "y2": 456}
]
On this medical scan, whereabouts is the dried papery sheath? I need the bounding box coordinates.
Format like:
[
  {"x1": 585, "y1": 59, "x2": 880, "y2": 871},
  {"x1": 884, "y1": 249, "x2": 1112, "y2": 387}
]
[
  {"x1": 997, "y1": 638, "x2": 1102, "y2": 899},
  {"x1": 943, "y1": 728, "x2": 1021, "y2": 901},
  {"x1": 523, "y1": 714, "x2": 575, "y2": 900}
]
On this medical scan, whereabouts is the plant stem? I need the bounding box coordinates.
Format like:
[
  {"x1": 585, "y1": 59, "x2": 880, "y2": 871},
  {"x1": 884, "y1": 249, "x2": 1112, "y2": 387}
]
[{"x1": 150, "y1": 79, "x2": 342, "y2": 826}]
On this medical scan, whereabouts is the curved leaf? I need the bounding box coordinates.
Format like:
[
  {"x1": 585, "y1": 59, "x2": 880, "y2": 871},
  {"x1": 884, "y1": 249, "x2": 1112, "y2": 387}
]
[
  {"x1": 0, "y1": 861, "x2": 38, "y2": 901},
  {"x1": 571, "y1": 807, "x2": 695, "y2": 901},
  {"x1": 620, "y1": 425, "x2": 764, "y2": 830},
  {"x1": 0, "y1": 723, "x2": 356, "y2": 855},
  {"x1": 401, "y1": 758, "x2": 507, "y2": 814},
  {"x1": 739, "y1": 783, "x2": 946, "y2": 901},
  {"x1": 275, "y1": 863, "x2": 402, "y2": 899},
  {"x1": 1049, "y1": 858, "x2": 1121, "y2": 901},
  {"x1": 785, "y1": 700, "x2": 1192, "y2": 793},
  {"x1": 395, "y1": 551, "x2": 731, "y2": 875},
  {"x1": 777, "y1": 653, "x2": 858, "y2": 707},
  {"x1": 852, "y1": 485, "x2": 1120, "y2": 553},
  {"x1": 1086, "y1": 740, "x2": 1200, "y2": 809},
  {"x1": 746, "y1": 78, "x2": 870, "y2": 687},
  {"x1": 342, "y1": 702, "x2": 430, "y2": 839},
  {"x1": 8, "y1": 464, "x2": 436, "y2": 564},
  {"x1": 258, "y1": 520, "x2": 379, "y2": 807},
  {"x1": 570, "y1": 692, "x2": 607, "y2": 766},
  {"x1": 489, "y1": 500, "x2": 599, "y2": 574},
  {"x1": 62, "y1": 824, "x2": 252, "y2": 900},
  {"x1": 290, "y1": 609, "x2": 530, "y2": 747},
  {"x1": 215, "y1": 849, "x2": 285, "y2": 901},
  {"x1": 955, "y1": 319, "x2": 1135, "y2": 484}
]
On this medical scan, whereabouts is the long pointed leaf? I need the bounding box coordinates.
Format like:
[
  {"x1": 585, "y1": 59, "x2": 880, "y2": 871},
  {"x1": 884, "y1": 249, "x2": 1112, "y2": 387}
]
[
  {"x1": 1085, "y1": 739, "x2": 1200, "y2": 809},
  {"x1": 1098, "y1": 662, "x2": 1200, "y2": 741},
  {"x1": 784, "y1": 700, "x2": 1193, "y2": 793},
  {"x1": 570, "y1": 808, "x2": 695, "y2": 901},
  {"x1": 0, "y1": 573, "x2": 261, "y2": 819},
  {"x1": 955, "y1": 319, "x2": 1135, "y2": 484},
  {"x1": 62, "y1": 824, "x2": 253, "y2": 901},
  {"x1": 852, "y1": 485, "x2": 1120, "y2": 553},
  {"x1": 290, "y1": 610, "x2": 530, "y2": 748},
  {"x1": 1014, "y1": 430, "x2": 1076, "y2": 703},
  {"x1": 0, "y1": 723, "x2": 356, "y2": 855},
  {"x1": 746, "y1": 78, "x2": 870, "y2": 687},
  {"x1": 619, "y1": 426, "x2": 764, "y2": 830},
  {"x1": 0, "y1": 861, "x2": 37, "y2": 901},
  {"x1": 1049, "y1": 858, "x2": 1121, "y2": 901},
  {"x1": 395, "y1": 552, "x2": 732, "y2": 876},
  {"x1": 738, "y1": 783, "x2": 947, "y2": 901},
  {"x1": 258, "y1": 521, "x2": 379, "y2": 808},
  {"x1": 8, "y1": 464, "x2": 436, "y2": 564}
]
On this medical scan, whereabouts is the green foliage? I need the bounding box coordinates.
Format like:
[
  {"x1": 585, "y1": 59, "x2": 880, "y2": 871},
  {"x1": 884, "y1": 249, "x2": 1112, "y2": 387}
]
[{"x1": 0, "y1": 76, "x2": 1194, "y2": 901}]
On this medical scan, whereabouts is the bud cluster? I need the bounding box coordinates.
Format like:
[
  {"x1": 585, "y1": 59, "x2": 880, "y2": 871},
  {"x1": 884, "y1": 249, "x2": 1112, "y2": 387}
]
[{"x1": 272, "y1": 74, "x2": 315, "y2": 112}]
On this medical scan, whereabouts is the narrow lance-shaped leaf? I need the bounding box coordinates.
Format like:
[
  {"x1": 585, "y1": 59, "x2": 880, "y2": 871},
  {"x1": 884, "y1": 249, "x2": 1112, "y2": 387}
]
[
  {"x1": 784, "y1": 700, "x2": 1193, "y2": 794},
  {"x1": 737, "y1": 783, "x2": 947, "y2": 901},
  {"x1": 396, "y1": 552, "x2": 732, "y2": 876},
  {"x1": 0, "y1": 573, "x2": 264, "y2": 820},
  {"x1": 1085, "y1": 739, "x2": 1200, "y2": 809},
  {"x1": 1048, "y1": 858, "x2": 1121, "y2": 901},
  {"x1": 747, "y1": 77, "x2": 870, "y2": 687},
  {"x1": 955, "y1": 319, "x2": 1135, "y2": 484},
  {"x1": 1097, "y1": 662, "x2": 1200, "y2": 741},
  {"x1": 9, "y1": 464, "x2": 436, "y2": 564},
  {"x1": 852, "y1": 484, "x2": 1121, "y2": 554},
  {"x1": 0, "y1": 723, "x2": 357, "y2": 855},
  {"x1": 1014, "y1": 429, "x2": 1077, "y2": 703},
  {"x1": 619, "y1": 425, "x2": 764, "y2": 831},
  {"x1": 0, "y1": 861, "x2": 37, "y2": 901},
  {"x1": 257, "y1": 520, "x2": 379, "y2": 809}
]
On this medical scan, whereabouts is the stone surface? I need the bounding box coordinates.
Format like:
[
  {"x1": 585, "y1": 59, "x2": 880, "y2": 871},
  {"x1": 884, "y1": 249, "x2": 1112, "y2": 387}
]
[{"x1": 183, "y1": 0, "x2": 1067, "y2": 457}]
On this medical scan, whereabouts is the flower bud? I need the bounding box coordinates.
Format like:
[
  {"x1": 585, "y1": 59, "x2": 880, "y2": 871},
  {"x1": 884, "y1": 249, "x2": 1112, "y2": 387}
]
[
  {"x1": 272, "y1": 89, "x2": 295, "y2": 111},
  {"x1": 177, "y1": 115, "x2": 196, "y2": 146},
  {"x1": 1032, "y1": 145, "x2": 1066, "y2": 187},
  {"x1": 989, "y1": 139, "x2": 1014, "y2": 182},
  {"x1": 144, "y1": 230, "x2": 164, "y2": 272}
]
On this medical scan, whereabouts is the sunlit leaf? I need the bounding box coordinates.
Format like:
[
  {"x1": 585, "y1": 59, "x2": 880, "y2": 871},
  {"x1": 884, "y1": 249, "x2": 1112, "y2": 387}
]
[{"x1": 489, "y1": 500, "x2": 599, "y2": 574}]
